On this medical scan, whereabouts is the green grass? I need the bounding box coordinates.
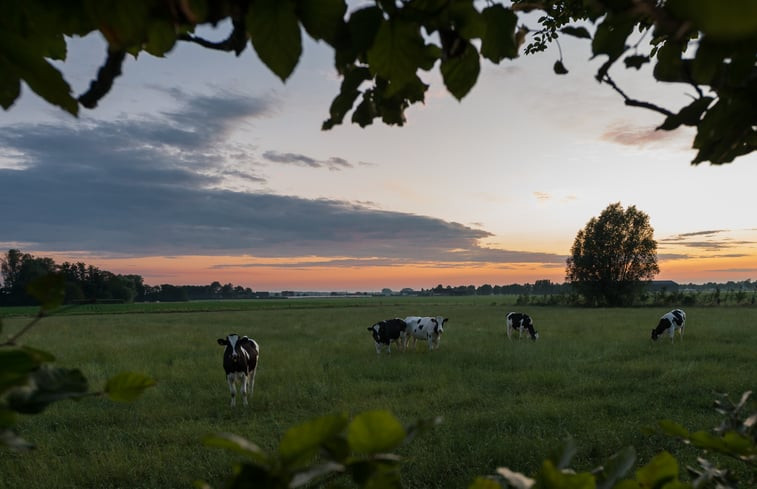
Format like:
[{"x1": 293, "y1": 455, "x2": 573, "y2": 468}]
[{"x1": 1, "y1": 299, "x2": 755, "y2": 488}]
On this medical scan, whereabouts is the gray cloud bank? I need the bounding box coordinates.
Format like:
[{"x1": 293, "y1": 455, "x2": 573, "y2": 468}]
[{"x1": 0, "y1": 91, "x2": 563, "y2": 265}]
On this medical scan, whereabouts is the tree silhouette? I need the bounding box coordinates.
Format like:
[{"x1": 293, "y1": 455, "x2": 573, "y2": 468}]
[{"x1": 566, "y1": 203, "x2": 659, "y2": 306}]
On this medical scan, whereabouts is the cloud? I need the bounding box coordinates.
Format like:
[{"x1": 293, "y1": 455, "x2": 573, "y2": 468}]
[
  {"x1": 263, "y1": 150, "x2": 354, "y2": 171},
  {"x1": 0, "y1": 92, "x2": 565, "y2": 266},
  {"x1": 600, "y1": 123, "x2": 685, "y2": 148}
]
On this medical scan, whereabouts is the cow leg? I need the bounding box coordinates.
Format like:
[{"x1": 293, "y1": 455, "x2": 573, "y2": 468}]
[
  {"x1": 248, "y1": 368, "x2": 257, "y2": 404},
  {"x1": 375, "y1": 342, "x2": 382, "y2": 354},
  {"x1": 227, "y1": 373, "x2": 237, "y2": 407},
  {"x1": 506, "y1": 325, "x2": 512, "y2": 340},
  {"x1": 240, "y1": 372, "x2": 250, "y2": 407}
]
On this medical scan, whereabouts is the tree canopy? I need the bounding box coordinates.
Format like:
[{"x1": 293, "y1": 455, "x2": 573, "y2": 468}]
[
  {"x1": 566, "y1": 202, "x2": 659, "y2": 306},
  {"x1": 1, "y1": 0, "x2": 754, "y2": 165}
]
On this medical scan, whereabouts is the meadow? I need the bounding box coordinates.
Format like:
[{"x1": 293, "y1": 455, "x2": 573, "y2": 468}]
[{"x1": 1, "y1": 297, "x2": 755, "y2": 489}]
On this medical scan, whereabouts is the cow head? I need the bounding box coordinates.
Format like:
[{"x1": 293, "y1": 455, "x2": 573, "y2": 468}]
[
  {"x1": 218, "y1": 333, "x2": 245, "y2": 360},
  {"x1": 367, "y1": 323, "x2": 382, "y2": 343},
  {"x1": 431, "y1": 317, "x2": 448, "y2": 335},
  {"x1": 651, "y1": 329, "x2": 660, "y2": 341}
]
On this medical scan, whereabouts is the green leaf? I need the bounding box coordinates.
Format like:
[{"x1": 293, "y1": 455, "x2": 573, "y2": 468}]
[
  {"x1": 480, "y1": 5, "x2": 518, "y2": 63},
  {"x1": 658, "y1": 420, "x2": 690, "y2": 438},
  {"x1": 278, "y1": 412, "x2": 349, "y2": 468},
  {"x1": 290, "y1": 461, "x2": 345, "y2": 488},
  {"x1": 247, "y1": 0, "x2": 302, "y2": 81},
  {"x1": 0, "y1": 350, "x2": 42, "y2": 393},
  {"x1": 346, "y1": 6, "x2": 383, "y2": 55},
  {"x1": 468, "y1": 476, "x2": 503, "y2": 489},
  {"x1": 7, "y1": 365, "x2": 88, "y2": 414},
  {"x1": 26, "y1": 273, "x2": 66, "y2": 312},
  {"x1": 297, "y1": 0, "x2": 346, "y2": 45},
  {"x1": 635, "y1": 451, "x2": 679, "y2": 488},
  {"x1": 537, "y1": 460, "x2": 596, "y2": 489},
  {"x1": 592, "y1": 16, "x2": 633, "y2": 60},
  {"x1": 441, "y1": 41, "x2": 480, "y2": 100},
  {"x1": 323, "y1": 65, "x2": 372, "y2": 129},
  {"x1": 366, "y1": 18, "x2": 436, "y2": 95},
  {"x1": 548, "y1": 437, "x2": 577, "y2": 470},
  {"x1": 0, "y1": 32, "x2": 78, "y2": 115},
  {"x1": 203, "y1": 432, "x2": 269, "y2": 466},
  {"x1": 351, "y1": 93, "x2": 377, "y2": 127},
  {"x1": 561, "y1": 26, "x2": 592, "y2": 39},
  {"x1": 657, "y1": 97, "x2": 713, "y2": 131},
  {"x1": 553, "y1": 60, "x2": 569, "y2": 74},
  {"x1": 667, "y1": 0, "x2": 757, "y2": 40},
  {"x1": 691, "y1": 40, "x2": 724, "y2": 85},
  {"x1": 596, "y1": 447, "x2": 636, "y2": 489},
  {"x1": 623, "y1": 55, "x2": 649, "y2": 70},
  {"x1": 347, "y1": 410, "x2": 406, "y2": 454},
  {"x1": 448, "y1": 1, "x2": 486, "y2": 40},
  {"x1": 653, "y1": 41, "x2": 684, "y2": 82},
  {"x1": 144, "y1": 20, "x2": 177, "y2": 57},
  {"x1": 104, "y1": 371, "x2": 156, "y2": 402}
]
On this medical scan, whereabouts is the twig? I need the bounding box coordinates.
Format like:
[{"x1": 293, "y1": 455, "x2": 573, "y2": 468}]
[{"x1": 601, "y1": 73, "x2": 674, "y2": 117}]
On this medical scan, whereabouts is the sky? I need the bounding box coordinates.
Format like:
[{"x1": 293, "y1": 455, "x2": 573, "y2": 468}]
[{"x1": 1, "y1": 14, "x2": 756, "y2": 292}]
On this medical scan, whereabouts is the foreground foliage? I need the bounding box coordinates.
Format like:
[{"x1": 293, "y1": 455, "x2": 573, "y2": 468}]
[
  {"x1": 0, "y1": 274, "x2": 155, "y2": 449},
  {"x1": 207, "y1": 392, "x2": 755, "y2": 489},
  {"x1": 1, "y1": 0, "x2": 754, "y2": 164}
]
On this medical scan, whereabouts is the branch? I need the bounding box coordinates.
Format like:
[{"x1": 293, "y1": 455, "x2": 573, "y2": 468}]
[
  {"x1": 177, "y1": 18, "x2": 248, "y2": 55},
  {"x1": 600, "y1": 73, "x2": 674, "y2": 117},
  {"x1": 77, "y1": 49, "x2": 126, "y2": 109},
  {"x1": 1, "y1": 314, "x2": 44, "y2": 347}
]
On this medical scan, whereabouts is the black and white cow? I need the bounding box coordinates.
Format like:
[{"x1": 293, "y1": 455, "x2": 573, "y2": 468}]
[
  {"x1": 217, "y1": 333, "x2": 259, "y2": 407},
  {"x1": 404, "y1": 316, "x2": 447, "y2": 350},
  {"x1": 506, "y1": 312, "x2": 539, "y2": 340},
  {"x1": 651, "y1": 309, "x2": 686, "y2": 342},
  {"x1": 367, "y1": 318, "x2": 407, "y2": 354}
]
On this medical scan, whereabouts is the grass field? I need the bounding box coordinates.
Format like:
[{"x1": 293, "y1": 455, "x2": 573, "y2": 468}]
[{"x1": 1, "y1": 297, "x2": 755, "y2": 489}]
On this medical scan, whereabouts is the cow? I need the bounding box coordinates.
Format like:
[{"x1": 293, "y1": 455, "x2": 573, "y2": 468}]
[
  {"x1": 506, "y1": 312, "x2": 539, "y2": 341},
  {"x1": 404, "y1": 316, "x2": 447, "y2": 350},
  {"x1": 651, "y1": 309, "x2": 686, "y2": 342},
  {"x1": 367, "y1": 318, "x2": 407, "y2": 354},
  {"x1": 217, "y1": 333, "x2": 259, "y2": 407}
]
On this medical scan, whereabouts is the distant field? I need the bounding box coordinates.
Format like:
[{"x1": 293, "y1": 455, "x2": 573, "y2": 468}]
[{"x1": 2, "y1": 298, "x2": 755, "y2": 489}]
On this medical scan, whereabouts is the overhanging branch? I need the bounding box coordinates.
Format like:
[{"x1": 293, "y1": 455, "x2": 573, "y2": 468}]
[
  {"x1": 600, "y1": 73, "x2": 674, "y2": 117},
  {"x1": 77, "y1": 49, "x2": 126, "y2": 109}
]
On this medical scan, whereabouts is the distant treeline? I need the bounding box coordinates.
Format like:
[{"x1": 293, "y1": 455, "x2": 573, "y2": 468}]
[{"x1": 2, "y1": 249, "x2": 756, "y2": 307}]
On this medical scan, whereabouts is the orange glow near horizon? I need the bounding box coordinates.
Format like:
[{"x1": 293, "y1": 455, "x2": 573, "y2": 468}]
[{"x1": 37, "y1": 250, "x2": 757, "y2": 292}]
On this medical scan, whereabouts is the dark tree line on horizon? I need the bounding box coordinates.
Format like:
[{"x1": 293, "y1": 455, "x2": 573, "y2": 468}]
[{"x1": 2, "y1": 248, "x2": 757, "y2": 307}]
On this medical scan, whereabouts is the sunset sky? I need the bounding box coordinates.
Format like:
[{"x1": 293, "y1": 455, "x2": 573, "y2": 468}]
[{"x1": 2, "y1": 17, "x2": 756, "y2": 292}]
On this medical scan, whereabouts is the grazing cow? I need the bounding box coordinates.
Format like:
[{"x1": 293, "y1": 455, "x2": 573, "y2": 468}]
[
  {"x1": 404, "y1": 316, "x2": 447, "y2": 350},
  {"x1": 367, "y1": 318, "x2": 407, "y2": 354},
  {"x1": 651, "y1": 309, "x2": 686, "y2": 342},
  {"x1": 506, "y1": 312, "x2": 539, "y2": 340},
  {"x1": 217, "y1": 333, "x2": 259, "y2": 407}
]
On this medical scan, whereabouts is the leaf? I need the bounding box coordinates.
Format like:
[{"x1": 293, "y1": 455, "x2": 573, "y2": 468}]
[
  {"x1": 278, "y1": 413, "x2": 349, "y2": 469},
  {"x1": 247, "y1": 0, "x2": 302, "y2": 81},
  {"x1": 623, "y1": 55, "x2": 649, "y2": 70},
  {"x1": 596, "y1": 447, "x2": 636, "y2": 489},
  {"x1": 553, "y1": 60, "x2": 569, "y2": 74},
  {"x1": 657, "y1": 97, "x2": 713, "y2": 131},
  {"x1": 0, "y1": 350, "x2": 42, "y2": 393},
  {"x1": 468, "y1": 476, "x2": 503, "y2": 489},
  {"x1": 144, "y1": 20, "x2": 177, "y2": 57},
  {"x1": 104, "y1": 371, "x2": 156, "y2": 402},
  {"x1": 290, "y1": 461, "x2": 345, "y2": 488},
  {"x1": 653, "y1": 41, "x2": 685, "y2": 82},
  {"x1": 366, "y1": 18, "x2": 436, "y2": 95},
  {"x1": 347, "y1": 410, "x2": 406, "y2": 454},
  {"x1": 296, "y1": 0, "x2": 346, "y2": 45},
  {"x1": 591, "y1": 16, "x2": 633, "y2": 60},
  {"x1": 635, "y1": 451, "x2": 679, "y2": 488},
  {"x1": 480, "y1": 5, "x2": 518, "y2": 63},
  {"x1": 27, "y1": 272, "x2": 66, "y2": 312},
  {"x1": 440, "y1": 41, "x2": 480, "y2": 100},
  {"x1": 549, "y1": 437, "x2": 577, "y2": 470},
  {"x1": 658, "y1": 420, "x2": 690, "y2": 438},
  {"x1": 561, "y1": 26, "x2": 592, "y2": 39},
  {"x1": 7, "y1": 365, "x2": 88, "y2": 414},
  {"x1": 0, "y1": 64, "x2": 22, "y2": 110},
  {"x1": 496, "y1": 467, "x2": 535, "y2": 489},
  {"x1": 0, "y1": 32, "x2": 78, "y2": 115},
  {"x1": 667, "y1": 0, "x2": 757, "y2": 40},
  {"x1": 346, "y1": 6, "x2": 383, "y2": 55},
  {"x1": 537, "y1": 460, "x2": 596, "y2": 489},
  {"x1": 203, "y1": 432, "x2": 269, "y2": 466}
]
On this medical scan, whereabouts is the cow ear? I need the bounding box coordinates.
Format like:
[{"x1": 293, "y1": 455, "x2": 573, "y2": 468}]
[{"x1": 217, "y1": 338, "x2": 228, "y2": 345}]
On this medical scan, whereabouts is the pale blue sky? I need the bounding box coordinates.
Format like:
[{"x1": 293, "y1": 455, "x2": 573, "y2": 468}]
[{"x1": 1, "y1": 19, "x2": 756, "y2": 291}]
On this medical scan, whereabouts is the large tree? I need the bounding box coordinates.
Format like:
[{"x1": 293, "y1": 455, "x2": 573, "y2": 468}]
[
  {"x1": 0, "y1": 0, "x2": 754, "y2": 165},
  {"x1": 566, "y1": 202, "x2": 659, "y2": 306}
]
